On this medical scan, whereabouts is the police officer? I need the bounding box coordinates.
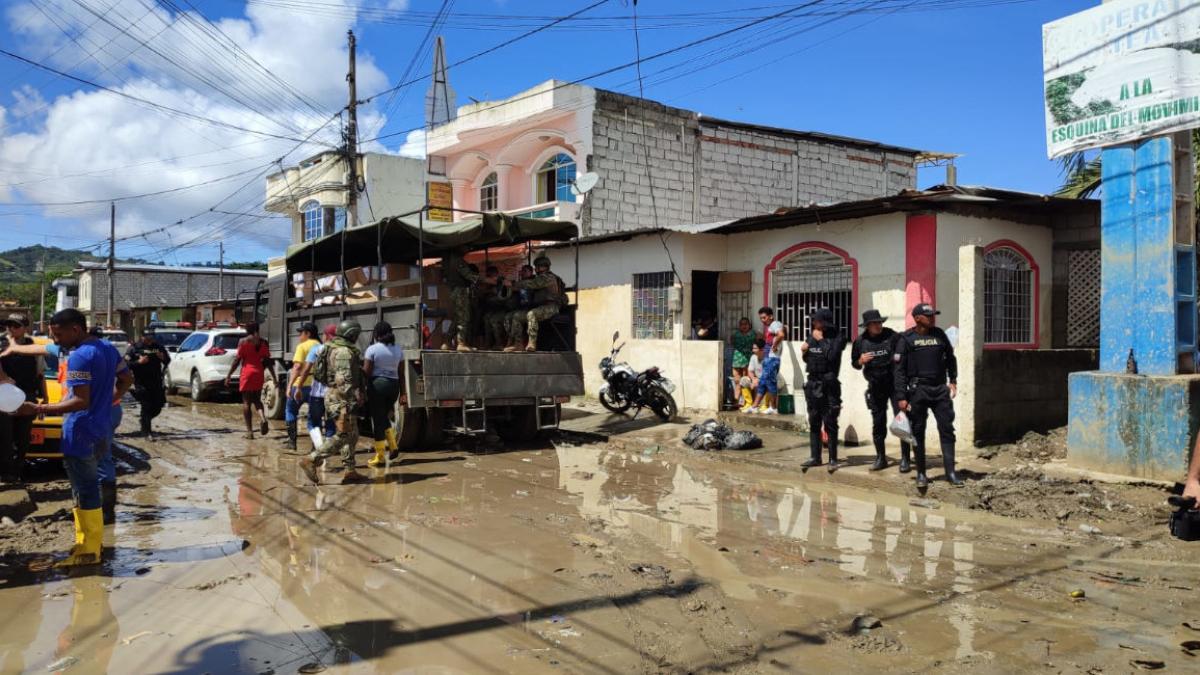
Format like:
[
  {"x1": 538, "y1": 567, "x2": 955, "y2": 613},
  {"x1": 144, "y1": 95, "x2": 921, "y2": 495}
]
[
  {"x1": 504, "y1": 256, "x2": 566, "y2": 352},
  {"x1": 894, "y1": 303, "x2": 962, "y2": 489},
  {"x1": 851, "y1": 309, "x2": 911, "y2": 472},
  {"x1": 799, "y1": 309, "x2": 847, "y2": 473},
  {"x1": 124, "y1": 330, "x2": 170, "y2": 438},
  {"x1": 299, "y1": 320, "x2": 366, "y2": 486}
]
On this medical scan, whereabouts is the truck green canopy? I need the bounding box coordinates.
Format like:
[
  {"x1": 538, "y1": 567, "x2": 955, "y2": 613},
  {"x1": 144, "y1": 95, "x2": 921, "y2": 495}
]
[{"x1": 285, "y1": 212, "x2": 578, "y2": 273}]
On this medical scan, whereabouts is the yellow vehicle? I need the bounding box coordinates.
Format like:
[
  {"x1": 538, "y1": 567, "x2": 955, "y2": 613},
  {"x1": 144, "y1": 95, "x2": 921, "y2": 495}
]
[{"x1": 27, "y1": 335, "x2": 63, "y2": 459}]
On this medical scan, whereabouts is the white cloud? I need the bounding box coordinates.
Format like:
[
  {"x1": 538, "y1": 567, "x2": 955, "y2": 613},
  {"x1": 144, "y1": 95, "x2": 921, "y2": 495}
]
[
  {"x1": 0, "y1": 0, "x2": 401, "y2": 260},
  {"x1": 396, "y1": 129, "x2": 427, "y2": 159}
]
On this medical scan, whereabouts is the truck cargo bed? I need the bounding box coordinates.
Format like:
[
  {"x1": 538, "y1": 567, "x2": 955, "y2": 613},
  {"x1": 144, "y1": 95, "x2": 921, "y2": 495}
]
[{"x1": 420, "y1": 350, "x2": 584, "y2": 400}]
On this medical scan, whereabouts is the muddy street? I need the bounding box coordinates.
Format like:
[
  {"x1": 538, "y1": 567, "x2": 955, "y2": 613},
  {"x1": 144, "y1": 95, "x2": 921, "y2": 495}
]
[{"x1": 0, "y1": 398, "x2": 1197, "y2": 674}]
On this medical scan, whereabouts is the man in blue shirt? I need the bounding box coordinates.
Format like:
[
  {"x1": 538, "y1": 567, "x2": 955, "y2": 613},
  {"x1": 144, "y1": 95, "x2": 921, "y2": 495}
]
[{"x1": 18, "y1": 309, "x2": 132, "y2": 567}]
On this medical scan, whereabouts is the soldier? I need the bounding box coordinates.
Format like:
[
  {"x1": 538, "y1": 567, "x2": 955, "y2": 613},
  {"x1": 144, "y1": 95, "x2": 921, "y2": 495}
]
[
  {"x1": 851, "y1": 309, "x2": 911, "y2": 472},
  {"x1": 443, "y1": 247, "x2": 490, "y2": 353},
  {"x1": 504, "y1": 256, "x2": 566, "y2": 352},
  {"x1": 478, "y1": 265, "x2": 506, "y2": 349},
  {"x1": 486, "y1": 264, "x2": 532, "y2": 350},
  {"x1": 894, "y1": 303, "x2": 962, "y2": 489},
  {"x1": 299, "y1": 320, "x2": 366, "y2": 485},
  {"x1": 798, "y1": 309, "x2": 847, "y2": 473},
  {"x1": 124, "y1": 331, "x2": 170, "y2": 438}
]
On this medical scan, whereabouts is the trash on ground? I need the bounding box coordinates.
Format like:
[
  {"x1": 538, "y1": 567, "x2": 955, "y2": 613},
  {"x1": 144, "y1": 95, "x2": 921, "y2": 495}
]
[
  {"x1": 1079, "y1": 524, "x2": 1102, "y2": 535},
  {"x1": 682, "y1": 419, "x2": 762, "y2": 451},
  {"x1": 46, "y1": 656, "x2": 79, "y2": 672},
  {"x1": 298, "y1": 663, "x2": 326, "y2": 674},
  {"x1": 1069, "y1": 589, "x2": 1086, "y2": 599},
  {"x1": 851, "y1": 615, "x2": 883, "y2": 633},
  {"x1": 1130, "y1": 659, "x2": 1165, "y2": 670},
  {"x1": 121, "y1": 630, "x2": 156, "y2": 645}
]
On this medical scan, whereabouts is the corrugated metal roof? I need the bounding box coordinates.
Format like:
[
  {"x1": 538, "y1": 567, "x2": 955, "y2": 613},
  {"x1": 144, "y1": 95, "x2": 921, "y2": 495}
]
[{"x1": 76, "y1": 261, "x2": 268, "y2": 275}]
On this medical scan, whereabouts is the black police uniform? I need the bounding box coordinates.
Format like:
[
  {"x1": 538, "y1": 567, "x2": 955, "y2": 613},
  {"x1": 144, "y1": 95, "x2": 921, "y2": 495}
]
[
  {"x1": 893, "y1": 325, "x2": 960, "y2": 486},
  {"x1": 851, "y1": 326, "x2": 912, "y2": 470},
  {"x1": 125, "y1": 339, "x2": 170, "y2": 436},
  {"x1": 801, "y1": 312, "x2": 847, "y2": 468},
  {"x1": 0, "y1": 334, "x2": 41, "y2": 481}
]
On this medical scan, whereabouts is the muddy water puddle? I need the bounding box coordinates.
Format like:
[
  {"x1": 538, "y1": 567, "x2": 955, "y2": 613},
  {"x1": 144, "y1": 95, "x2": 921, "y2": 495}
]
[{"x1": 0, "y1": 399, "x2": 1196, "y2": 673}]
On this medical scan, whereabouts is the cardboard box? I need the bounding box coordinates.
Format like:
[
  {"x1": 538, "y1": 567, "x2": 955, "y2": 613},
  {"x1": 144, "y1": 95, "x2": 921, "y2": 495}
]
[
  {"x1": 345, "y1": 291, "x2": 377, "y2": 305},
  {"x1": 344, "y1": 266, "x2": 372, "y2": 289},
  {"x1": 291, "y1": 272, "x2": 314, "y2": 301},
  {"x1": 315, "y1": 274, "x2": 344, "y2": 293}
]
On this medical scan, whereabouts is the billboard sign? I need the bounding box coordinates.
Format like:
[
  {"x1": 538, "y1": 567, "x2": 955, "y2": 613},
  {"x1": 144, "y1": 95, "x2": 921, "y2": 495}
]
[
  {"x1": 1044, "y1": 0, "x2": 1200, "y2": 158},
  {"x1": 427, "y1": 181, "x2": 454, "y2": 222}
]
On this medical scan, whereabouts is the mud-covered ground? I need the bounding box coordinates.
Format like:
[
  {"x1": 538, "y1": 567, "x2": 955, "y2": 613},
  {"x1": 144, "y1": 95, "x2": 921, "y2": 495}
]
[{"x1": 0, "y1": 402, "x2": 1198, "y2": 674}]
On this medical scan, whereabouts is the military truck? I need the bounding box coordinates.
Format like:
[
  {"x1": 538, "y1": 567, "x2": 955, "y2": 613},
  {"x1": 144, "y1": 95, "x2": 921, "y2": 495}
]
[{"x1": 251, "y1": 211, "x2": 583, "y2": 446}]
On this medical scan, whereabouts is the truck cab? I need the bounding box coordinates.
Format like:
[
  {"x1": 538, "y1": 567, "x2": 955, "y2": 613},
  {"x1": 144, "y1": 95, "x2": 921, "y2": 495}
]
[{"x1": 254, "y1": 210, "x2": 584, "y2": 446}]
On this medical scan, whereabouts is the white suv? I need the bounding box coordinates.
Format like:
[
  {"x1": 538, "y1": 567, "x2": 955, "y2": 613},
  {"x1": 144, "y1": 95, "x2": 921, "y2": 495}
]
[{"x1": 165, "y1": 329, "x2": 246, "y2": 401}]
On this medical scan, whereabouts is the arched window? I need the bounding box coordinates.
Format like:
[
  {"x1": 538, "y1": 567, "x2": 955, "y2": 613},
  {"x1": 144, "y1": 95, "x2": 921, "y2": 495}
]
[
  {"x1": 536, "y1": 153, "x2": 576, "y2": 203},
  {"x1": 480, "y1": 172, "x2": 498, "y2": 212},
  {"x1": 984, "y1": 242, "x2": 1038, "y2": 347},
  {"x1": 301, "y1": 200, "x2": 323, "y2": 241},
  {"x1": 765, "y1": 244, "x2": 857, "y2": 341},
  {"x1": 301, "y1": 201, "x2": 346, "y2": 241}
]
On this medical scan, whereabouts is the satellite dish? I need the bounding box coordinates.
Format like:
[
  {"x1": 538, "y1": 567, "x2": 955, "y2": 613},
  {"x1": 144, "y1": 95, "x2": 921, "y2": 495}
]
[{"x1": 570, "y1": 172, "x2": 600, "y2": 196}]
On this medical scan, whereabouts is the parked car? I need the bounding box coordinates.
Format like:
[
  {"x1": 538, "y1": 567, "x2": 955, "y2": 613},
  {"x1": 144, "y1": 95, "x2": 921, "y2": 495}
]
[
  {"x1": 98, "y1": 329, "x2": 130, "y2": 353},
  {"x1": 145, "y1": 321, "x2": 194, "y2": 352},
  {"x1": 165, "y1": 329, "x2": 246, "y2": 402},
  {"x1": 28, "y1": 336, "x2": 63, "y2": 460}
]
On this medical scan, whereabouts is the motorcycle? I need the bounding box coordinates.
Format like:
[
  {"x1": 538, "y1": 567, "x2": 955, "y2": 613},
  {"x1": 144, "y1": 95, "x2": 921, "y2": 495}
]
[{"x1": 597, "y1": 331, "x2": 678, "y2": 421}]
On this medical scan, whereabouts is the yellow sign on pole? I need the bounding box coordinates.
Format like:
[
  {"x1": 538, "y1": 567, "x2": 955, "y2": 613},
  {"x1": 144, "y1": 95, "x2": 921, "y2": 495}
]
[{"x1": 427, "y1": 181, "x2": 454, "y2": 222}]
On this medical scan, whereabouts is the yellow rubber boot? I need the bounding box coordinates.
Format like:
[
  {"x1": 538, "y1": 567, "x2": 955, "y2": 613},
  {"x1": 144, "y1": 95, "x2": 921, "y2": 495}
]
[
  {"x1": 741, "y1": 387, "x2": 753, "y2": 409},
  {"x1": 73, "y1": 508, "x2": 85, "y2": 546},
  {"x1": 57, "y1": 508, "x2": 103, "y2": 567},
  {"x1": 385, "y1": 427, "x2": 398, "y2": 453},
  {"x1": 367, "y1": 440, "x2": 388, "y2": 467}
]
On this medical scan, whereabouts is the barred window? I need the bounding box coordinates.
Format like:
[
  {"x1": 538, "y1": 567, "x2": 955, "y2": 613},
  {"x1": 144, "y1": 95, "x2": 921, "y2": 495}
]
[
  {"x1": 771, "y1": 248, "x2": 854, "y2": 341},
  {"x1": 301, "y1": 200, "x2": 323, "y2": 241},
  {"x1": 480, "y1": 172, "x2": 498, "y2": 212},
  {"x1": 632, "y1": 272, "x2": 674, "y2": 339},
  {"x1": 984, "y1": 245, "x2": 1035, "y2": 345}
]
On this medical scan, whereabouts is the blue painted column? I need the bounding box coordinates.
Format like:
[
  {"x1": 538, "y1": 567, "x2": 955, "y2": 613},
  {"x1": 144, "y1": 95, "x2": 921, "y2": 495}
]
[{"x1": 1069, "y1": 134, "x2": 1200, "y2": 479}]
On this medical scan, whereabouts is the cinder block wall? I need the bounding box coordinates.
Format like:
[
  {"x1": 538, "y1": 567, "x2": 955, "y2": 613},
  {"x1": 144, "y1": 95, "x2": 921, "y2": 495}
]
[
  {"x1": 586, "y1": 90, "x2": 919, "y2": 235},
  {"x1": 83, "y1": 270, "x2": 263, "y2": 311},
  {"x1": 975, "y1": 348, "x2": 1099, "y2": 444}
]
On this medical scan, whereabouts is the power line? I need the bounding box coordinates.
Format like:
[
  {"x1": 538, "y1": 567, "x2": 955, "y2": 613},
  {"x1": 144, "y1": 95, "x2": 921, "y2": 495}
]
[{"x1": 0, "y1": 46, "x2": 338, "y2": 145}]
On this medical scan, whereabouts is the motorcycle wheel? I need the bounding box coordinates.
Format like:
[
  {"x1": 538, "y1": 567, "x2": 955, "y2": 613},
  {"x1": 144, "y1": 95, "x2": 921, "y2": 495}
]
[
  {"x1": 647, "y1": 386, "x2": 677, "y2": 422},
  {"x1": 599, "y1": 388, "x2": 632, "y2": 413}
]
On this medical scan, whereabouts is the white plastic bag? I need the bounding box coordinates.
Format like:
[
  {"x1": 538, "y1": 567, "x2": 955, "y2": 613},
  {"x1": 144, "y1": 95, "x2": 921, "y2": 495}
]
[
  {"x1": 0, "y1": 383, "x2": 24, "y2": 414},
  {"x1": 890, "y1": 411, "x2": 914, "y2": 444}
]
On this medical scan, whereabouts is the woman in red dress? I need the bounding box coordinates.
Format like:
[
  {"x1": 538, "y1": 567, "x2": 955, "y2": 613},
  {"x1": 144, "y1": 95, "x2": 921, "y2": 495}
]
[{"x1": 225, "y1": 322, "x2": 271, "y2": 439}]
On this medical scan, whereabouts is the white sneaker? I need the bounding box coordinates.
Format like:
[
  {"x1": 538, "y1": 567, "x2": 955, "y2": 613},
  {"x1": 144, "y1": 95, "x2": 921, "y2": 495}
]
[
  {"x1": 746, "y1": 407, "x2": 759, "y2": 414},
  {"x1": 762, "y1": 408, "x2": 778, "y2": 415},
  {"x1": 740, "y1": 405, "x2": 753, "y2": 413}
]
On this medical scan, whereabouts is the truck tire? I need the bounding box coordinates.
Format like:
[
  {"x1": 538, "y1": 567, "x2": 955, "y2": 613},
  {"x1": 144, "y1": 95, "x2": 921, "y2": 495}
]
[
  {"x1": 495, "y1": 405, "x2": 539, "y2": 444},
  {"x1": 421, "y1": 408, "x2": 445, "y2": 446},
  {"x1": 262, "y1": 372, "x2": 285, "y2": 421},
  {"x1": 395, "y1": 402, "x2": 424, "y2": 449}
]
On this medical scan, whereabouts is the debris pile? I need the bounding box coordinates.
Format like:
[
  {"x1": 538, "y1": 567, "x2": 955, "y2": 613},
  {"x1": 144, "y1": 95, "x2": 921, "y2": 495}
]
[{"x1": 682, "y1": 419, "x2": 763, "y2": 451}]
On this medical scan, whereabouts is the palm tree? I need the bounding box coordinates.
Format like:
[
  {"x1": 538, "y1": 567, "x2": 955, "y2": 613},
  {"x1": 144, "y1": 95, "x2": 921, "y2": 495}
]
[{"x1": 1055, "y1": 130, "x2": 1200, "y2": 203}]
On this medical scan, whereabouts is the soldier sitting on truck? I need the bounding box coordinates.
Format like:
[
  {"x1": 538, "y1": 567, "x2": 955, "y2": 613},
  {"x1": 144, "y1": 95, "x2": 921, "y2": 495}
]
[
  {"x1": 490, "y1": 265, "x2": 534, "y2": 350},
  {"x1": 478, "y1": 265, "x2": 507, "y2": 350},
  {"x1": 504, "y1": 256, "x2": 567, "y2": 353}
]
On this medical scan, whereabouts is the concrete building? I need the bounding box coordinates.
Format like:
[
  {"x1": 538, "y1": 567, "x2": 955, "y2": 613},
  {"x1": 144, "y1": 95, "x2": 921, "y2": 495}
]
[
  {"x1": 543, "y1": 185, "x2": 1100, "y2": 449},
  {"x1": 74, "y1": 261, "x2": 266, "y2": 333},
  {"x1": 52, "y1": 277, "x2": 77, "y2": 313},
  {"x1": 265, "y1": 150, "x2": 430, "y2": 244},
  {"x1": 426, "y1": 80, "x2": 931, "y2": 235}
]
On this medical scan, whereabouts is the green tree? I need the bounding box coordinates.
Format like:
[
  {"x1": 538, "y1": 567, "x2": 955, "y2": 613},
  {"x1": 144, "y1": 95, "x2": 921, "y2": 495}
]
[{"x1": 1055, "y1": 130, "x2": 1200, "y2": 204}]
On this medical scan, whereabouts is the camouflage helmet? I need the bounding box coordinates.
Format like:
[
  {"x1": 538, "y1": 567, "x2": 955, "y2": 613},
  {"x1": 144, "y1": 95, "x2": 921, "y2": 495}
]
[
  {"x1": 335, "y1": 319, "x2": 363, "y2": 343},
  {"x1": 533, "y1": 255, "x2": 551, "y2": 269}
]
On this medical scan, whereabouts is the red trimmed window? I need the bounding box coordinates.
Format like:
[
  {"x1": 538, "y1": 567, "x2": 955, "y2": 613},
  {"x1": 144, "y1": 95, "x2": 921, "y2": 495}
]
[
  {"x1": 983, "y1": 241, "x2": 1039, "y2": 348},
  {"x1": 764, "y1": 243, "x2": 858, "y2": 340}
]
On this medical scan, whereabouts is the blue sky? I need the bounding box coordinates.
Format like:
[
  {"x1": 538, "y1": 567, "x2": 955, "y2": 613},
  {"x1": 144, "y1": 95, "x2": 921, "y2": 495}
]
[{"x1": 0, "y1": 0, "x2": 1095, "y2": 263}]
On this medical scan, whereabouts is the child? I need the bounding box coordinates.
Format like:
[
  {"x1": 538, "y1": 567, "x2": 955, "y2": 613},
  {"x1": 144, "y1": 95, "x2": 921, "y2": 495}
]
[{"x1": 744, "y1": 338, "x2": 779, "y2": 414}]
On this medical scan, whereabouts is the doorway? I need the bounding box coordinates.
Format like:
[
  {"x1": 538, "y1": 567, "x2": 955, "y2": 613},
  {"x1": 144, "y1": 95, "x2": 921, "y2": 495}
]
[{"x1": 691, "y1": 271, "x2": 720, "y2": 339}]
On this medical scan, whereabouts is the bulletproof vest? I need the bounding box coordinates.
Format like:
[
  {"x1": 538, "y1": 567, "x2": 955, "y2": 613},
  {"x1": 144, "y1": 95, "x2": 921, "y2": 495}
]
[
  {"x1": 804, "y1": 337, "x2": 836, "y2": 378},
  {"x1": 857, "y1": 329, "x2": 897, "y2": 380},
  {"x1": 901, "y1": 329, "x2": 949, "y2": 380},
  {"x1": 532, "y1": 271, "x2": 563, "y2": 306}
]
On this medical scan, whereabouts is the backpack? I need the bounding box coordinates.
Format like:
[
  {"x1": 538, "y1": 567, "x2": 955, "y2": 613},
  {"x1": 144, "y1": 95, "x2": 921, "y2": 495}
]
[{"x1": 312, "y1": 344, "x2": 334, "y2": 386}]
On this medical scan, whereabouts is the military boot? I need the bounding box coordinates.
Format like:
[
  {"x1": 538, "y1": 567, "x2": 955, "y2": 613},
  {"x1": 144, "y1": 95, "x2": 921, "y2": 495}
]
[
  {"x1": 914, "y1": 445, "x2": 929, "y2": 489},
  {"x1": 871, "y1": 438, "x2": 888, "y2": 471},
  {"x1": 286, "y1": 422, "x2": 298, "y2": 450},
  {"x1": 942, "y1": 443, "x2": 965, "y2": 487},
  {"x1": 800, "y1": 430, "x2": 823, "y2": 471},
  {"x1": 101, "y1": 482, "x2": 118, "y2": 525},
  {"x1": 139, "y1": 417, "x2": 152, "y2": 437},
  {"x1": 898, "y1": 444, "x2": 912, "y2": 473},
  {"x1": 827, "y1": 434, "x2": 843, "y2": 474}
]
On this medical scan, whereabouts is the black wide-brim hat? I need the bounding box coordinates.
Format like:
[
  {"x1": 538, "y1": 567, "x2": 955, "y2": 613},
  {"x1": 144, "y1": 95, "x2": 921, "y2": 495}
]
[{"x1": 859, "y1": 309, "x2": 887, "y2": 326}]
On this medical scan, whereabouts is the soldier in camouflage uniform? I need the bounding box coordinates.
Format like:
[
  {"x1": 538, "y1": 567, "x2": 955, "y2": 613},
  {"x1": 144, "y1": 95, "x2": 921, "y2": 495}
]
[
  {"x1": 299, "y1": 320, "x2": 366, "y2": 485},
  {"x1": 486, "y1": 264, "x2": 534, "y2": 350},
  {"x1": 505, "y1": 256, "x2": 566, "y2": 352},
  {"x1": 443, "y1": 247, "x2": 482, "y2": 353}
]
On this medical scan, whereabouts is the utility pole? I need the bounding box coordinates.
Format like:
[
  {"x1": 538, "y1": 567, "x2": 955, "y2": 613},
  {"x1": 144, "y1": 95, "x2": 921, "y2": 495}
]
[
  {"x1": 346, "y1": 30, "x2": 359, "y2": 229},
  {"x1": 218, "y1": 240, "x2": 224, "y2": 302},
  {"x1": 36, "y1": 244, "x2": 45, "y2": 333},
  {"x1": 107, "y1": 201, "x2": 115, "y2": 329}
]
